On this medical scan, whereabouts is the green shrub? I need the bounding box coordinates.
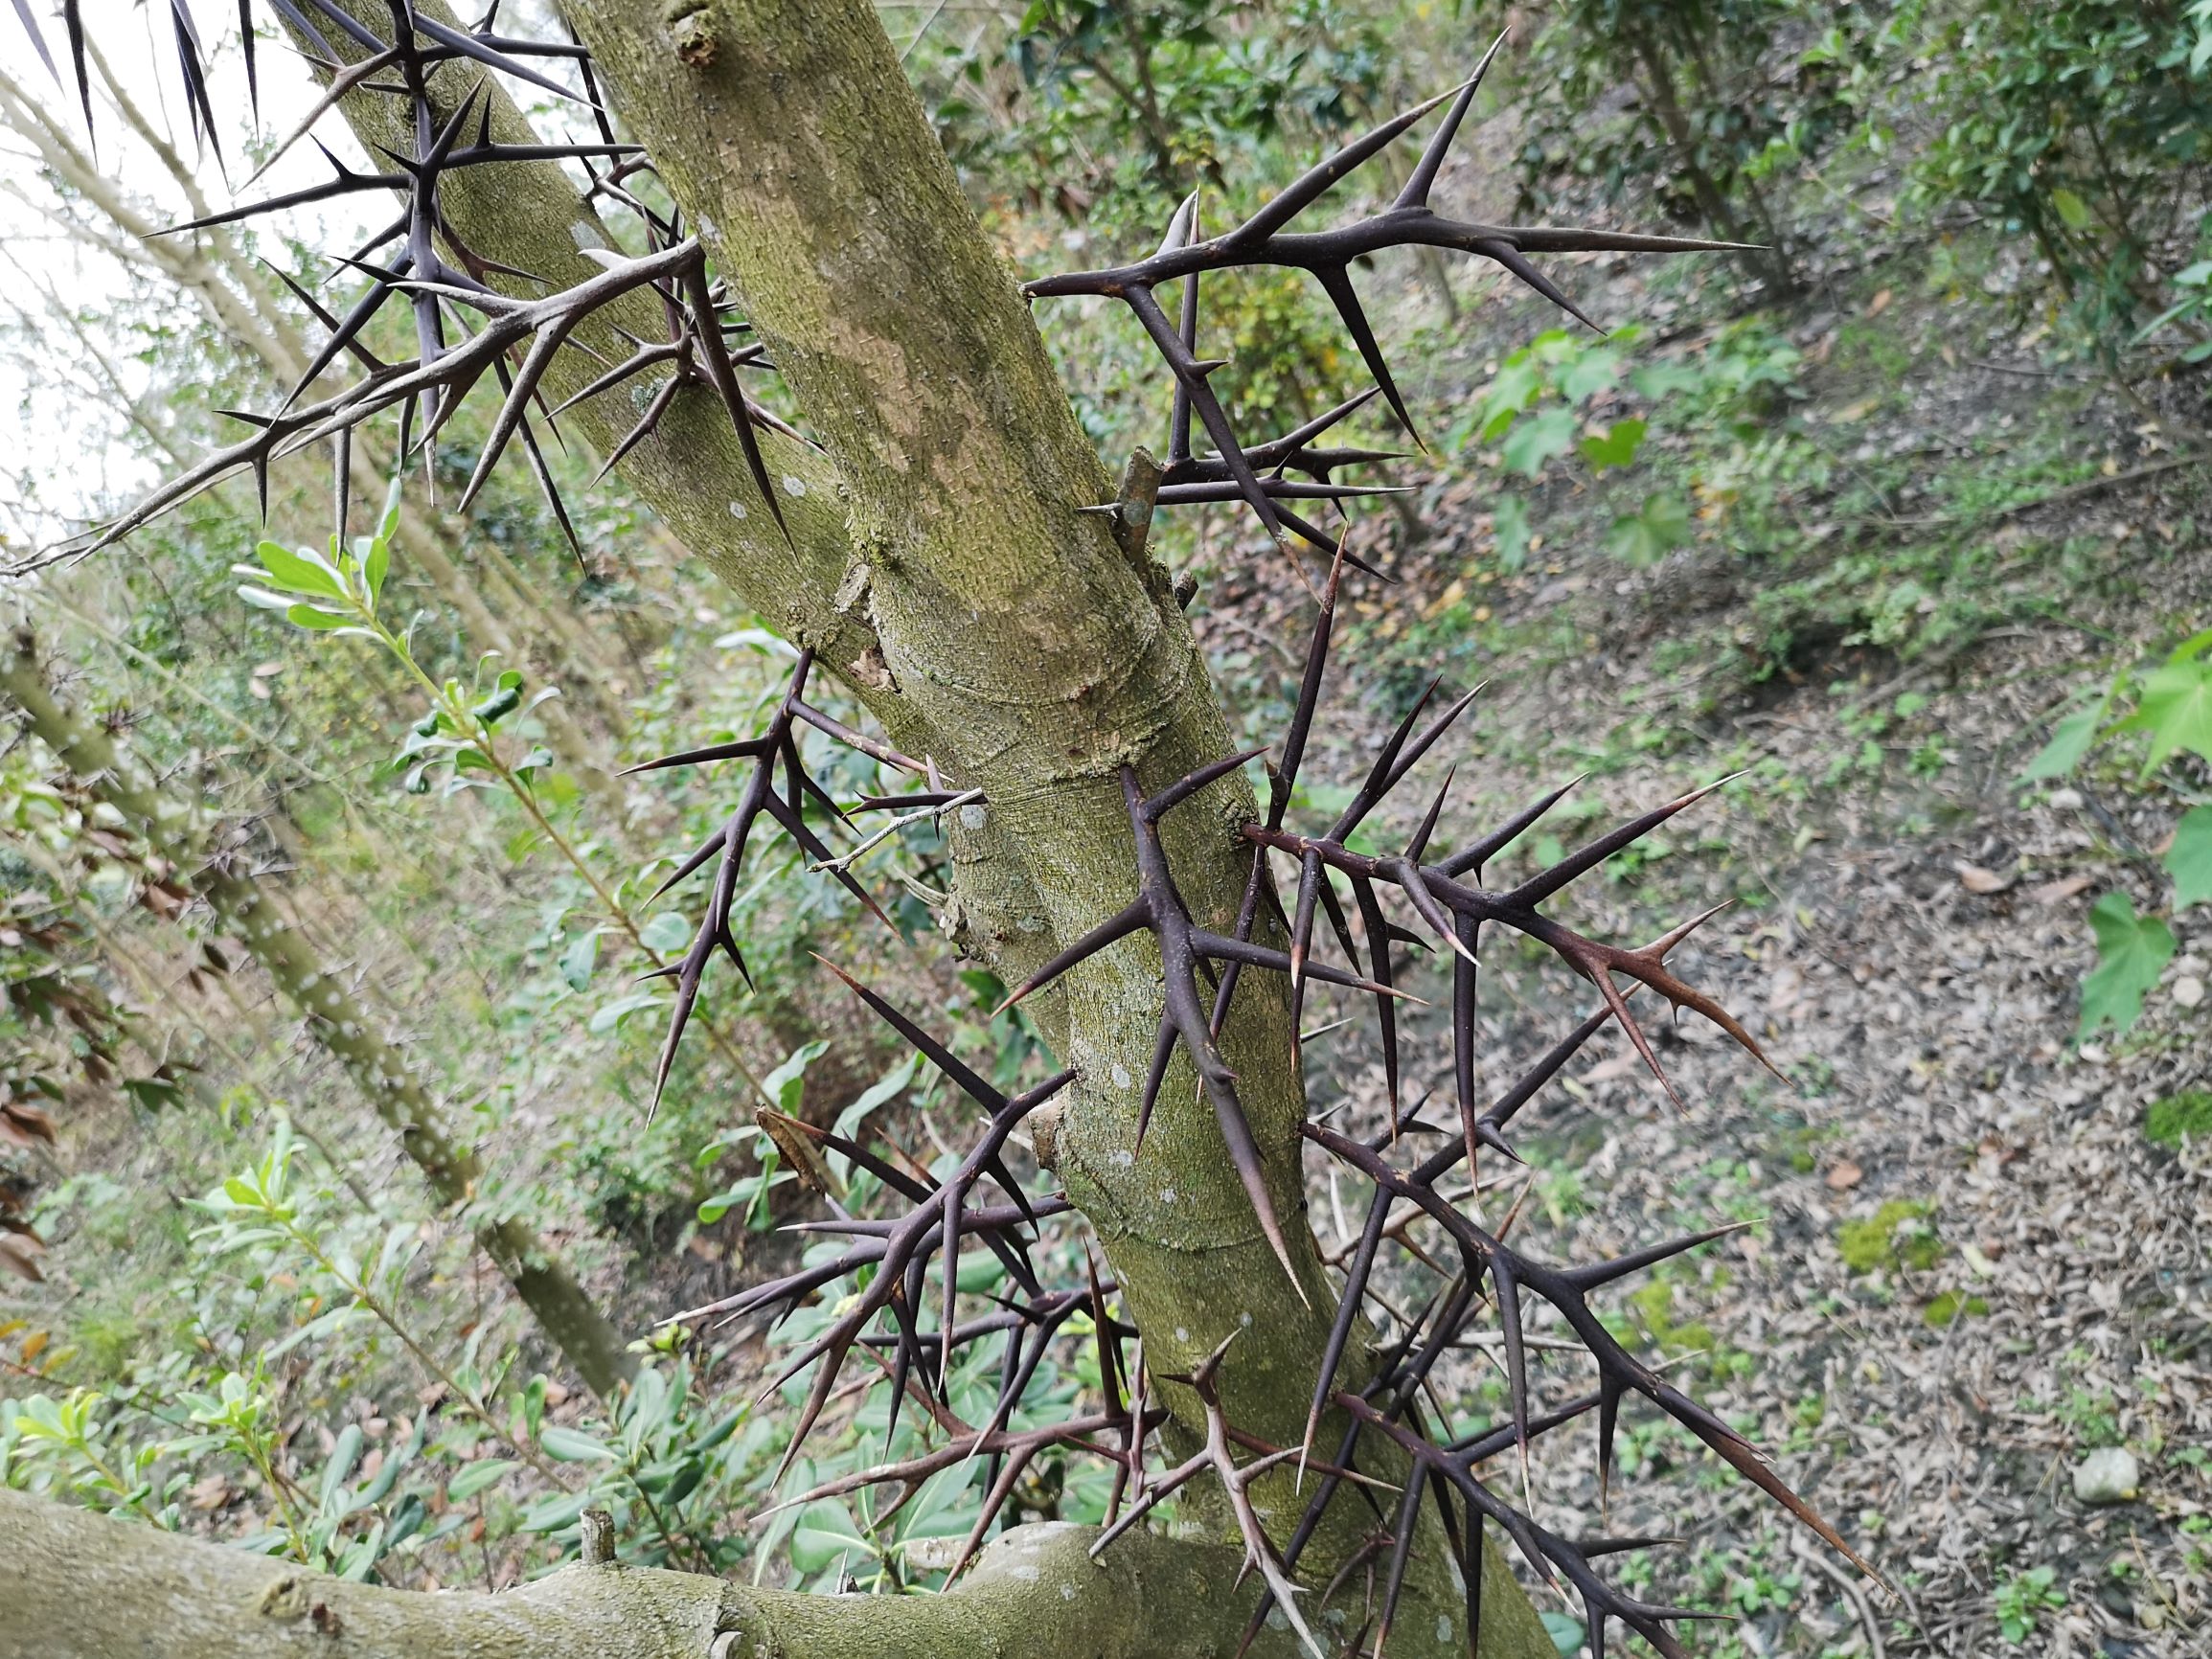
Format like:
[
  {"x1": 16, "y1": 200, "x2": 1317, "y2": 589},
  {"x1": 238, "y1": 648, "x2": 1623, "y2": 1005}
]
[{"x1": 1911, "y1": 0, "x2": 2212, "y2": 359}]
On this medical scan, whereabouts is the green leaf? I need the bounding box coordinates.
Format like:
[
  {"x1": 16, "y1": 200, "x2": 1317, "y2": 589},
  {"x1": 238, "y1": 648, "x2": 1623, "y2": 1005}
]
[
  {"x1": 2112, "y1": 635, "x2": 2212, "y2": 775},
  {"x1": 1559, "y1": 347, "x2": 1621, "y2": 404},
  {"x1": 285, "y1": 603, "x2": 356, "y2": 633},
  {"x1": 2079, "y1": 892, "x2": 2176, "y2": 1038},
  {"x1": 538, "y1": 1425, "x2": 616, "y2": 1463},
  {"x1": 236, "y1": 584, "x2": 300, "y2": 613},
  {"x1": 588, "y1": 992, "x2": 660, "y2": 1034},
  {"x1": 377, "y1": 477, "x2": 403, "y2": 545},
  {"x1": 517, "y1": 1491, "x2": 590, "y2": 1534},
  {"x1": 249, "y1": 541, "x2": 344, "y2": 600},
  {"x1": 1606, "y1": 494, "x2": 1691, "y2": 566},
  {"x1": 1499, "y1": 407, "x2": 1578, "y2": 478},
  {"x1": 2049, "y1": 189, "x2": 2093, "y2": 232},
  {"x1": 1578, "y1": 416, "x2": 1647, "y2": 472},
  {"x1": 2022, "y1": 706, "x2": 2102, "y2": 781},
  {"x1": 1629, "y1": 361, "x2": 1703, "y2": 400},
  {"x1": 446, "y1": 1458, "x2": 516, "y2": 1501},
  {"x1": 764, "y1": 1039, "x2": 830, "y2": 1116},
  {"x1": 559, "y1": 930, "x2": 600, "y2": 993},
  {"x1": 1541, "y1": 1612, "x2": 1586, "y2": 1656},
  {"x1": 639, "y1": 910, "x2": 692, "y2": 953},
  {"x1": 1472, "y1": 355, "x2": 1541, "y2": 442},
  {"x1": 1491, "y1": 494, "x2": 1531, "y2": 573},
  {"x1": 787, "y1": 1499, "x2": 869, "y2": 1573},
  {"x1": 836, "y1": 1053, "x2": 919, "y2": 1139},
  {"x1": 263, "y1": 1303, "x2": 358, "y2": 1361},
  {"x1": 2166, "y1": 806, "x2": 2212, "y2": 908},
  {"x1": 364, "y1": 534, "x2": 390, "y2": 607},
  {"x1": 319, "y1": 1424, "x2": 365, "y2": 1509}
]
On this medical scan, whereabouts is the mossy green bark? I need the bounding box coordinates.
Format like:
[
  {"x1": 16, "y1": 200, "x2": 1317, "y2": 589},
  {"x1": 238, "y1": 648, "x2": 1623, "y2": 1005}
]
[{"x1": 0, "y1": 1489, "x2": 1304, "y2": 1659}]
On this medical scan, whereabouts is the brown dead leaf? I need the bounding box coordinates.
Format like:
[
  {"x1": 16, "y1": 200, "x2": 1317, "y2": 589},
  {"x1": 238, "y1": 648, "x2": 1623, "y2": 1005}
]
[
  {"x1": 0, "y1": 1101, "x2": 56, "y2": 1148},
  {"x1": 0, "y1": 1235, "x2": 45, "y2": 1284},
  {"x1": 1825, "y1": 1160, "x2": 1863, "y2": 1192},
  {"x1": 756, "y1": 1106, "x2": 844, "y2": 1199},
  {"x1": 1955, "y1": 862, "x2": 2015, "y2": 896},
  {"x1": 1867, "y1": 287, "x2": 1893, "y2": 316},
  {"x1": 2029, "y1": 875, "x2": 2094, "y2": 905},
  {"x1": 19, "y1": 1329, "x2": 49, "y2": 1362}
]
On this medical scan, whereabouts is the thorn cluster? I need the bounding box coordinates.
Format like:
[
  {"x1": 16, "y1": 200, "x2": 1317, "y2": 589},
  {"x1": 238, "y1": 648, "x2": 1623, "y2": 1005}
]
[
  {"x1": 621, "y1": 648, "x2": 933, "y2": 1108},
  {"x1": 1025, "y1": 33, "x2": 1751, "y2": 580},
  {"x1": 21, "y1": 0, "x2": 793, "y2": 570}
]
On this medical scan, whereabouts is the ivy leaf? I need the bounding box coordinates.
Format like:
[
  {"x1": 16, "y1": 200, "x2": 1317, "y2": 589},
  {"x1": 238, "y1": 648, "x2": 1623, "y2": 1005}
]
[
  {"x1": 2111, "y1": 631, "x2": 2212, "y2": 776},
  {"x1": 2078, "y1": 892, "x2": 2175, "y2": 1038},
  {"x1": 1500, "y1": 407, "x2": 1578, "y2": 477},
  {"x1": 1578, "y1": 416, "x2": 1647, "y2": 472},
  {"x1": 2166, "y1": 805, "x2": 2212, "y2": 908},
  {"x1": 2022, "y1": 704, "x2": 2101, "y2": 780},
  {"x1": 1474, "y1": 354, "x2": 1542, "y2": 441},
  {"x1": 1559, "y1": 347, "x2": 1621, "y2": 404}
]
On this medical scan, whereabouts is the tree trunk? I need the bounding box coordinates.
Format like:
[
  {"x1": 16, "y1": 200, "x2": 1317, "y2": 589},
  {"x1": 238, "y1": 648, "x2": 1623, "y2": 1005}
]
[
  {"x1": 1622, "y1": 26, "x2": 1793, "y2": 297},
  {"x1": 0, "y1": 635, "x2": 636, "y2": 1399}
]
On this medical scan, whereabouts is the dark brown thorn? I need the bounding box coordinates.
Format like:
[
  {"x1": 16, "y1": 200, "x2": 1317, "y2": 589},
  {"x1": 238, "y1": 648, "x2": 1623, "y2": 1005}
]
[
  {"x1": 815, "y1": 958, "x2": 1011, "y2": 1112},
  {"x1": 1404, "y1": 765, "x2": 1456, "y2": 864},
  {"x1": 1474, "y1": 231, "x2": 1618, "y2": 330},
  {"x1": 990, "y1": 899, "x2": 1152, "y2": 1016},
  {"x1": 1143, "y1": 745, "x2": 1266, "y2": 822},
  {"x1": 1306, "y1": 1184, "x2": 1391, "y2": 1459},
  {"x1": 1133, "y1": 1013, "x2": 1176, "y2": 1152},
  {"x1": 1223, "y1": 80, "x2": 1466, "y2": 252},
  {"x1": 1501, "y1": 774, "x2": 1738, "y2": 910},
  {"x1": 1394, "y1": 33, "x2": 1507, "y2": 210},
  {"x1": 1437, "y1": 774, "x2": 1585, "y2": 879},
  {"x1": 1313, "y1": 263, "x2": 1422, "y2": 448}
]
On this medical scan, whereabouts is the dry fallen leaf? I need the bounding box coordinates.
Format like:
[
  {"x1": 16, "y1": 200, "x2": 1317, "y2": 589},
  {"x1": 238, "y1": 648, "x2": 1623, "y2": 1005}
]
[
  {"x1": 0, "y1": 1101, "x2": 56, "y2": 1148},
  {"x1": 1955, "y1": 862, "x2": 2015, "y2": 896},
  {"x1": 2029, "y1": 875, "x2": 2094, "y2": 905},
  {"x1": 0, "y1": 1233, "x2": 45, "y2": 1284},
  {"x1": 1825, "y1": 1160, "x2": 1863, "y2": 1192}
]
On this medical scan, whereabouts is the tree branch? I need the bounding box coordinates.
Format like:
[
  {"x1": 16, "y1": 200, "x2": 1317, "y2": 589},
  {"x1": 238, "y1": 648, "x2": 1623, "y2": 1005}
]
[{"x1": 0, "y1": 1489, "x2": 1304, "y2": 1659}]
